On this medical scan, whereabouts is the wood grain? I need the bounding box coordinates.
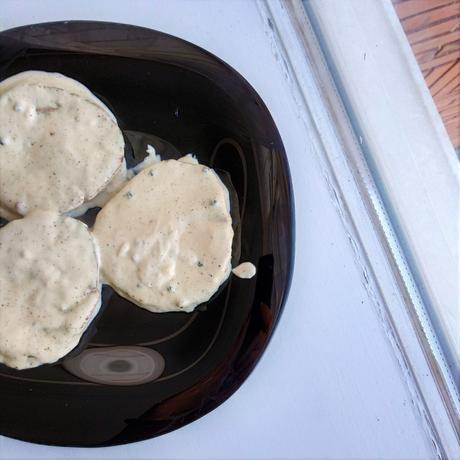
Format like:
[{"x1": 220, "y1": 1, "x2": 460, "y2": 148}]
[{"x1": 394, "y1": 0, "x2": 460, "y2": 147}]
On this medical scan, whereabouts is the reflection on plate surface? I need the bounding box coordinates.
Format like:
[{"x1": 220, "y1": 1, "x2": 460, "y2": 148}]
[
  {"x1": 63, "y1": 347, "x2": 165, "y2": 386},
  {"x1": 0, "y1": 21, "x2": 294, "y2": 447}
]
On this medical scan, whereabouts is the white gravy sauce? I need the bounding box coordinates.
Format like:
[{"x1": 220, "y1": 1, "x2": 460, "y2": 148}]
[
  {"x1": 0, "y1": 72, "x2": 257, "y2": 369},
  {"x1": 131, "y1": 144, "x2": 163, "y2": 174},
  {"x1": 93, "y1": 159, "x2": 234, "y2": 313},
  {"x1": 232, "y1": 262, "x2": 257, "y2": 279},
  {"x1": 0, "y1": 210, "x2": 101, "y2": 369},
  {"x1": 0, "y1": 70, "x2": 115, "y2": 120},
  {"x1": 0, "y1": 73, "x2": 124, "y2": 218},
  {"x1": 68, "y1": 160, "x2": 129, "y2": 217},
  {"x1": 69, "y1": 149, "x2": 198, "y2": 218}
]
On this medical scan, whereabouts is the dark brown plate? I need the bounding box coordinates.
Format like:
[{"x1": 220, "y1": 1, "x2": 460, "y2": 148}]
[{"x1": 0, "y1": 21, "x2": 294, "y2": 447}]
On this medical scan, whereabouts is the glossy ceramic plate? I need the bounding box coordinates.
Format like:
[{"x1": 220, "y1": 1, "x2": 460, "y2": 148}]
[{"x1": 0, "y1": 21, "x2": 294, "y2": 447}]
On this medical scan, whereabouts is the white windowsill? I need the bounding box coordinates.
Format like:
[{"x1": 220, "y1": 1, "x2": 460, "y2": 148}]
[{"x1": 263, "y1": 0, "x2": 459, "y2": 456}]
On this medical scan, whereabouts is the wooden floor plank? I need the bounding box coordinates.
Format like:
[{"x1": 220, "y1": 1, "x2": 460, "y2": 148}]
[
  {"x1": 408, "y1": 17, "x2": 459, "y2": 44},
  {"x1": 435, "y1": 90, "x2": 460, "y2": 110},
  {"x1": 434, "y1": 76, "x2": 459, "y2": 98},
  {"x1": 402, "y1": 4, "x2": 459, "y2": 32},
  {"x1": 416, "y1": 40, "x2": 458, "y2": 65},
  {"x1": 394, "y1": 0, "x2": 460, "y2": 147},
  {"x1": 411, "y1": 30, "x2": 460, "y2": 54},
  {"x1": 419, "y1": 51, "x2": 459, "y2": 70},
  {"x1": 430, "y1": 60, "x2": 460, "y2": 95},
  {"x1": 424, "y1": 61, "x2": 455, "y2": 86},
  {"x1": 441, "y1": 103, "x2": 460, "y2": 119},
  {"x1": 394, "y1": 0, "x2": 456, "y2": 20}
]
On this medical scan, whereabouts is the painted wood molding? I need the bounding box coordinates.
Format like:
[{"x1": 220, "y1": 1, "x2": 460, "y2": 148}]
[{"x1": 258, "y1": 0, "x2": 459, "y2": 456}]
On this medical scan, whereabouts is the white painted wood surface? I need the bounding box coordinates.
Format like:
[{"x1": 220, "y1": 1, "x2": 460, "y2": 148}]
[
  {"x1": 264, "y1": 1, "x2": 458, "y2": 456},
  {"x1": 308, "y1": 0, "x2": 460, "y2": 389},
  {"x1": 0, "y1": 1, "x2": 440, "y2": 458}
]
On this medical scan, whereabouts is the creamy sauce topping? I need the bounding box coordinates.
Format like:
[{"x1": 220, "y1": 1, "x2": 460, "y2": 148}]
[
  {"x1": 0, "y1": 72, "x2": 257, "y2": 368},
  {"x1": 177, "y1": 153, "x2": 199, "y2": 165},
  {"x1": 0, "y1": 203, "x2": 20, "y2": 221},
  {"x1": 93, "y1": 159, "x2": 234, "y2": 312},
  {"x1": 232, "y1": 262, "x2": 257, "y2": 279},
  {"x1": 0, "y1": 77, "x2": 124, "y2": 218},
  {"x1": 68, "y1": 159, "x2": 129, "y2": 218},
  {"x1": 69, "y1": 150, "x2": 197, "y2": 218},
  {"x1": 131, "y1": 144, "x2": 162, "y2": 174},
  {"x1": 0, "y1": 71, "x2": 115, "y2": 120},
  {"x1": 69, "y1": 146, "x2": 160, "y2": 218},
  {"x1": 0, "y1": 211, "x2": 101, "y2": 369}
]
